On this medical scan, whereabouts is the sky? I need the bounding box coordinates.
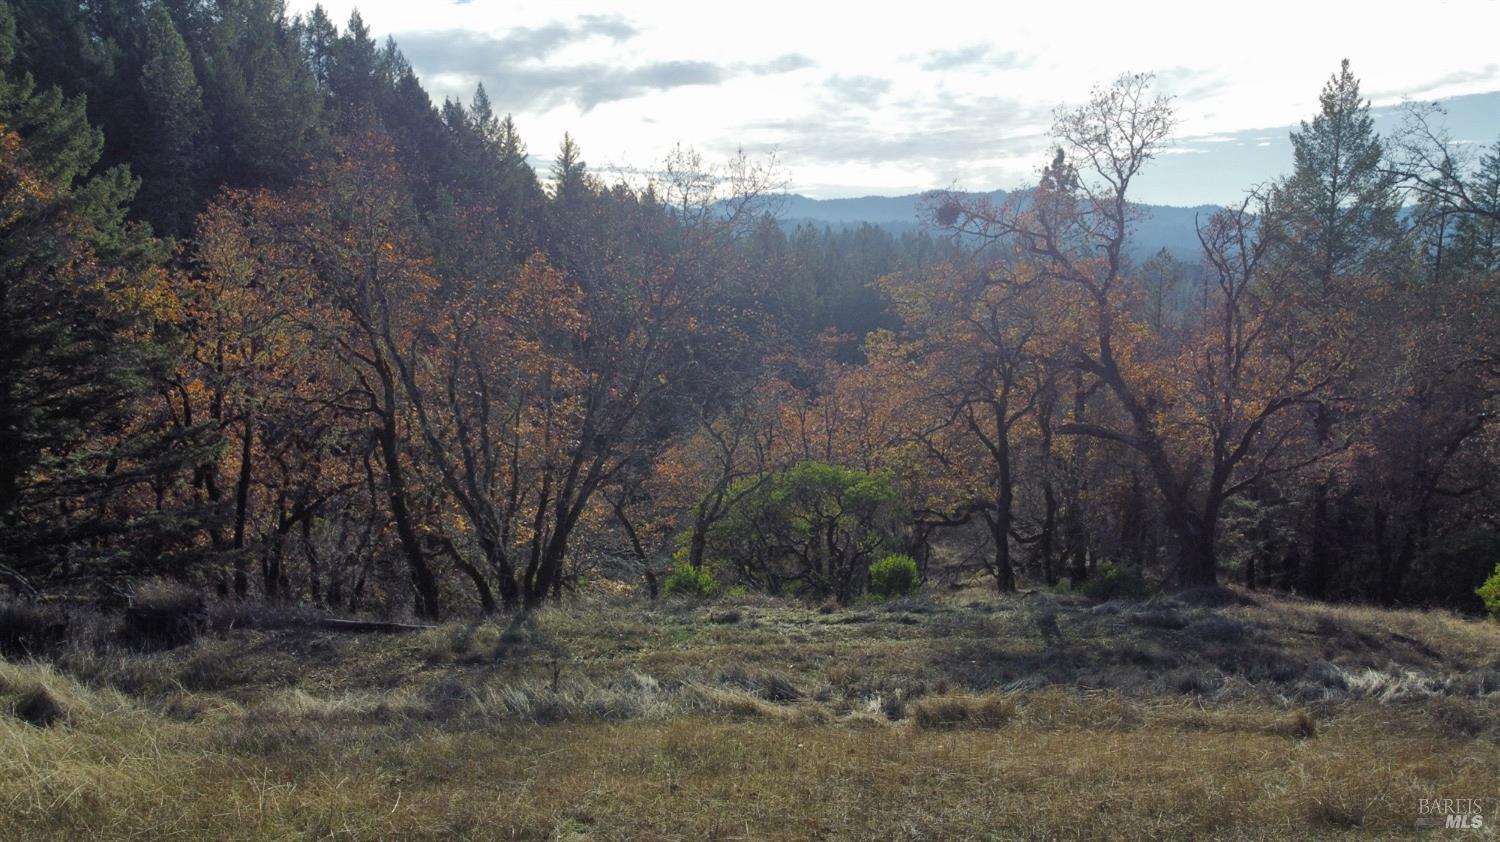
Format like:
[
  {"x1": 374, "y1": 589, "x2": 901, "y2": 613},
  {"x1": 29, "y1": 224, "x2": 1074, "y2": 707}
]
[{"x1": 287, "y1": 0, "x2": 1500, "y2": 207}]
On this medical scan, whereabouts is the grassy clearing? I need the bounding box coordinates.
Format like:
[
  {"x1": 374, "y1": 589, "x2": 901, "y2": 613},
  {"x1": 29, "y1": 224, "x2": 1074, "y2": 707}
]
[{"x1": 1, "y1": 587, "x2": 1498, "y2": 839}]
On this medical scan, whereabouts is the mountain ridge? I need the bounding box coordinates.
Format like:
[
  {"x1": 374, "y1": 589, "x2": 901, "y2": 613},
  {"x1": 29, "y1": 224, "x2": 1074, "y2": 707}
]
[{"x1": 771, "y1": 190, "x2": 1222, "y2": 259}]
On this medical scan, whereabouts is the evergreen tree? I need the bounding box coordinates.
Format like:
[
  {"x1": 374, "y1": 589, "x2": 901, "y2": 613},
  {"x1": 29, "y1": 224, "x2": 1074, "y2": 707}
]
[
  {"x1": 327, "y1": 10, "x2": 379, "y2": 110},
  {"x1": 299, "y1": 4, "x2": 339, "y2": 92},
  {"x1": 0, "y1": 78, "x2": 215, "y2": 587},
  {"x1": 0, "y1": 68, "x2": 104, "y2": 187},
  {"x1": 493, "y1": 111, "x2": 544, "y2": 253},
  {"x1": 551, "y1": 132, "x2": 587, "y2": 199},
  {"x1": 185, "y1": 0, "x2": 325, "y2": 190},
  {"x1": 4, "y1": 0, "x2": 133, "y2": 175},
  {"x1": 134, "y1": 2, "x2": 209, "y2": 236},
  {"x1": 1269, "y1": 59, "x2": 1404, "y2": 286},
  {"x1": 547, "y1": 132, "x2": 594, "y2": 278},
  {"x1": 1451, "y1": 137, "x2": 1500, "y2": 276}
]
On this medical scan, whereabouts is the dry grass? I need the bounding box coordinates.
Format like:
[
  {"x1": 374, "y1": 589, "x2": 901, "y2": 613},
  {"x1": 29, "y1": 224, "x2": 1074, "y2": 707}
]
[
  {"x1": 909, "y1": 693, "x2": 1016, "y2": 729},
  {"x1": 0, "y1": 586, "x2": 1497, "y2": 839}
]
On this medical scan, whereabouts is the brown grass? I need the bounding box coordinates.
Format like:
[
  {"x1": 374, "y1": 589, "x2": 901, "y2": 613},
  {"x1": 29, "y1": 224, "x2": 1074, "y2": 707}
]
[
  {"x1": 909, "y1": 693, "x2": 1016, "y2": 729},
  {"x1": 0, "y1": 586, "x2": 1496, "y2": 839}
]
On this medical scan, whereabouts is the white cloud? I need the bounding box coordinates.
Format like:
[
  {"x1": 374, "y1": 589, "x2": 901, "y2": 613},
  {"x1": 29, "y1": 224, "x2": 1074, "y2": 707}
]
[{"x1": 288, "y1": 1, "x2": 1500, "y2": 203}]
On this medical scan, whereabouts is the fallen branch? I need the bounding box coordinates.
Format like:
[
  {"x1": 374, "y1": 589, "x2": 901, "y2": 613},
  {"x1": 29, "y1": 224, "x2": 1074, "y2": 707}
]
[
  {"x1": 316, "y1": 618, "x2": 436, "y2": 633},
  {"x1": 0, "y1": 563, "x2": 38, "y2": 599}
]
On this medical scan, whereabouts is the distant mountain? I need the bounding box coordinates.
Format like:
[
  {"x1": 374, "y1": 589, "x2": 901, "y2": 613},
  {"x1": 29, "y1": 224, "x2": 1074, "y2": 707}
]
[{"x1": 772, "y1": 190, "x2": 1222, "y2": 261}]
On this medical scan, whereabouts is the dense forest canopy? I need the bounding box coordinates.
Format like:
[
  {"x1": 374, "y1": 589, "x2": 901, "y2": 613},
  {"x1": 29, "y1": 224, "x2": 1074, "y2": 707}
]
[{"x1": 1, "y1": 2, "x2": 1498, "y2": 618}]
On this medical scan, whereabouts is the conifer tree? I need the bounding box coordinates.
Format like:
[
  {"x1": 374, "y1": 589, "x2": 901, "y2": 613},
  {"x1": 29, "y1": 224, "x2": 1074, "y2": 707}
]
[
  {"x1": 186, "y1": 0, "x2": 325, "y2": 190},
  {"x1": 135, "y1": 2, "x2": 209, "y2": 236},
  {"x1": 1452, "y1": 138, "x2": 1500, "y2": 275},
  {"x1": 0, "y1": 69, "x2": 215, "y2": 587},
  {"x1": 1269, "y1": 59, "x2": 1404, "y2": 286}
]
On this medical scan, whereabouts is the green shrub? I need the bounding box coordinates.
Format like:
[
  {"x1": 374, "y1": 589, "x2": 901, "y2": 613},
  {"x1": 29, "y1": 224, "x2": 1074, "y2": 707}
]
[
  {"x1": 1081, "y1": 561, "x2": 1150, "y2": 602},
  {"x1": 664, "y1": 562, "x2": 718, "y2": 598},
  {"x1": 869, "y1": 554, "x2": 920, "y2": 598},
  {"x1": 1478, "y1": 563, "x2": 1500, "y2": 618},
  {"x1": 700, "y1": 461, "x2": 908, "y2": 601}
]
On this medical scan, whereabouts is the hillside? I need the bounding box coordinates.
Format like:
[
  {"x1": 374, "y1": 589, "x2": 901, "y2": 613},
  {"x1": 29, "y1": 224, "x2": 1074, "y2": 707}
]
[
  {"x1": 775, "y1": 190, "x2": 1219, "y2": 259},
  {"x1": 3, "y1": 585, "x2": 1497, "y2": 839}
]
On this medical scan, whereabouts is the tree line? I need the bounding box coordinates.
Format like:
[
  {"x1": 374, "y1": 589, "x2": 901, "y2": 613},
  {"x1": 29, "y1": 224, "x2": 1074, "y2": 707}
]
[{"x1": 0, "y1": 3, "x2": 1496, "y2": 616}]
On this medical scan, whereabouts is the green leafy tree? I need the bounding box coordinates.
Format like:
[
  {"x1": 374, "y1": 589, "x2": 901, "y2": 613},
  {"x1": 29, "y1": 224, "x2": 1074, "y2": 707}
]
[{"x1": 702, "y1": 461, "x2": 908, "y2": 601}]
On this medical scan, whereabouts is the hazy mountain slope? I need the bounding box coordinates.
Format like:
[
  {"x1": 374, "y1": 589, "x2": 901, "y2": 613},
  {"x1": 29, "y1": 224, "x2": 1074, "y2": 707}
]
[{"x1": 776, "y1": 190, "x2": 1227, "y2": 261}]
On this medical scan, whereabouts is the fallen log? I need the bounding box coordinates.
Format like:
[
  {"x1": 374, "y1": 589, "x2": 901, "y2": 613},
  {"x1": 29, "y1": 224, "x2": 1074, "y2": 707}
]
[{"x1": 316, "y1": 618, "x2": 436, "y2": 633}]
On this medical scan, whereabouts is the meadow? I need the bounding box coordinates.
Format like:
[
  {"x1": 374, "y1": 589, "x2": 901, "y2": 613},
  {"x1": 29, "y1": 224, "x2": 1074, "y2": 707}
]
[{"x1": 2, "y1": 583, "x2": 1497, "y2": 840}]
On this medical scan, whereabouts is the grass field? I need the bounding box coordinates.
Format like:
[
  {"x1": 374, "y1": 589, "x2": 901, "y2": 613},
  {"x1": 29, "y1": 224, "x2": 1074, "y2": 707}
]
[{"x1": 2, "y1": 585, "x2": 1498, "y2": 840}]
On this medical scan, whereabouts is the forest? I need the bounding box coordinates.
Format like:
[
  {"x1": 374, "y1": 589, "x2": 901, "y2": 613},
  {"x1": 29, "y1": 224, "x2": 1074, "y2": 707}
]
[
  {"x1": 1, "y1": 0, "x2": 1498, "y2": 624},
  {"x1": 3, "y1": 3, "x2": 1500, "y2": 839}
]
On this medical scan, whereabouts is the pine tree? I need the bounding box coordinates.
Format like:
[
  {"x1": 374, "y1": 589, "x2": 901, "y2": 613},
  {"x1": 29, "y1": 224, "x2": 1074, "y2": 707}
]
[
  {"x1": 551, "y1": 132, "x2": 587, "y2": 198},
  {"x1": 546, "y1": 132, "x2": 596, "y2": 280},
  {"x1": 1451, "y1": 137, "x2": 1500, "y2": 276},
  {"x1": 135, "y1": 2, "x2": 209, "y2": 236},
  {"x1": 186, "y1": 0, "x2": 325, "y2": 190},
  {"x1": 469, "y1": 84, "x2": 499, "y2": 151},
  {"x1": 1270, "y1": 59, "x2": 1404, "y2": 286},
  {"x1": 327, "y1": 11, "x2": 379, "y2": 110},
  {"x1": 0, "y1": 87, "x2": 216, "y2": 587},
  {"x1": 299, "y1": 5, "x2": 339, "y2": 91},
  {"x1": 494, "y1": 112, "x2": 543, "y2": 252}
]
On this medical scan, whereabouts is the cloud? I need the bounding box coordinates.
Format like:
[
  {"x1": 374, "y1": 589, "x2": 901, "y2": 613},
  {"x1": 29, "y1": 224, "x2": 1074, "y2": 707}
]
[
  {"x1": 823, "y1": 75, "x2": 892, "y2": 108},
  {"x1": 1151, "y1": 66, "x2": 1233, "y2": 101},
  {"x1": 577, "y1": 61, "x2": 729, "y2": 109},
  {"x1": 751, "y1": 53, "x2": 817, "y2": 74},
  {"x1": 444, "y1": 14, "x2": 638, "y2": 62},
  {"x1": 917, "y1": 43, "x2": 1028, "y2": 72},
  {"x1": 1370, "y1": 65, "x2": 1500, "y2": 101},
  {"x1": 396, "y1": 20, "x2": 809, "y2": 111},
  {"x1": 740, "y1": 92, "x2": 1045, "y2": 170}
]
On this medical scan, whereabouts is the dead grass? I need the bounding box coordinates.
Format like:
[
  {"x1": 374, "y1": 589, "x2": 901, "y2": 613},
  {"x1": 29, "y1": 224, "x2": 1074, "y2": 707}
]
[
  {"x1": 0, "y1": 586, "x2": 1496, "y2": 839},
  {"x1": 0, "y1": 693, "x2": 1492, "y2": 839},
  {"x1": 909, "y1": 693, "x2": 1017, "y2": 729}
]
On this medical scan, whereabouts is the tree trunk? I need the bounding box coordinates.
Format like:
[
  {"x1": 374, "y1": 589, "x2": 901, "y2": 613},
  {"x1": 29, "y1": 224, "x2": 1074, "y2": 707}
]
[
  {"x1": 1169, "y1": 506, "x2": 1219, "y2": 589},
  {"x1": 688, "y1": 520, "x2": 709, "y2": 569},
  {"x1": 988, "y1": 483, "x2": 1016, "y2": 593},
  {"x1": 301, "y1": 516, "x2": 323, "y2": 607},
  {"x1": 1302, "y1": 480, "x2": 1332, "y2": 599},
  {"x1": 231, "y1": 416, "x2": 255, "y2": 597},
  {"x1": 1038, "y1": 482, "x2": 1058, "y2": 586},
  {"x1": 1065, "y1": 372, "x2": 1090, "y2": 586},
  {"x1": 376, "y1": 419, "x2": 441, "y2": 620}
]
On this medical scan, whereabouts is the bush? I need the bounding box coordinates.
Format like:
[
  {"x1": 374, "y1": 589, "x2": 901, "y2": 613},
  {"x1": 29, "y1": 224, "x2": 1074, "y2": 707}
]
[
  {"x1": 700, "y1": 461, "x2": 908, "y2": 601},
  {"x1": 1477, "y1": 563, "x2": 1500, "y2": 618},
  {"x1": 0, "y1": 601, "x2": 69, "y2": 659},
  {"x1": 664, "y1": 562, "x2": 718, "y2": 598},
  {"x1": 120, "y1": 582, "x2": 206, "y2": 650},
  {"x1": 869, "y1": 554, "x2": 920, "y2": 598},
  {"x1": 1082, "y1": 561, "x2": 1151, "y2": 602}
]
